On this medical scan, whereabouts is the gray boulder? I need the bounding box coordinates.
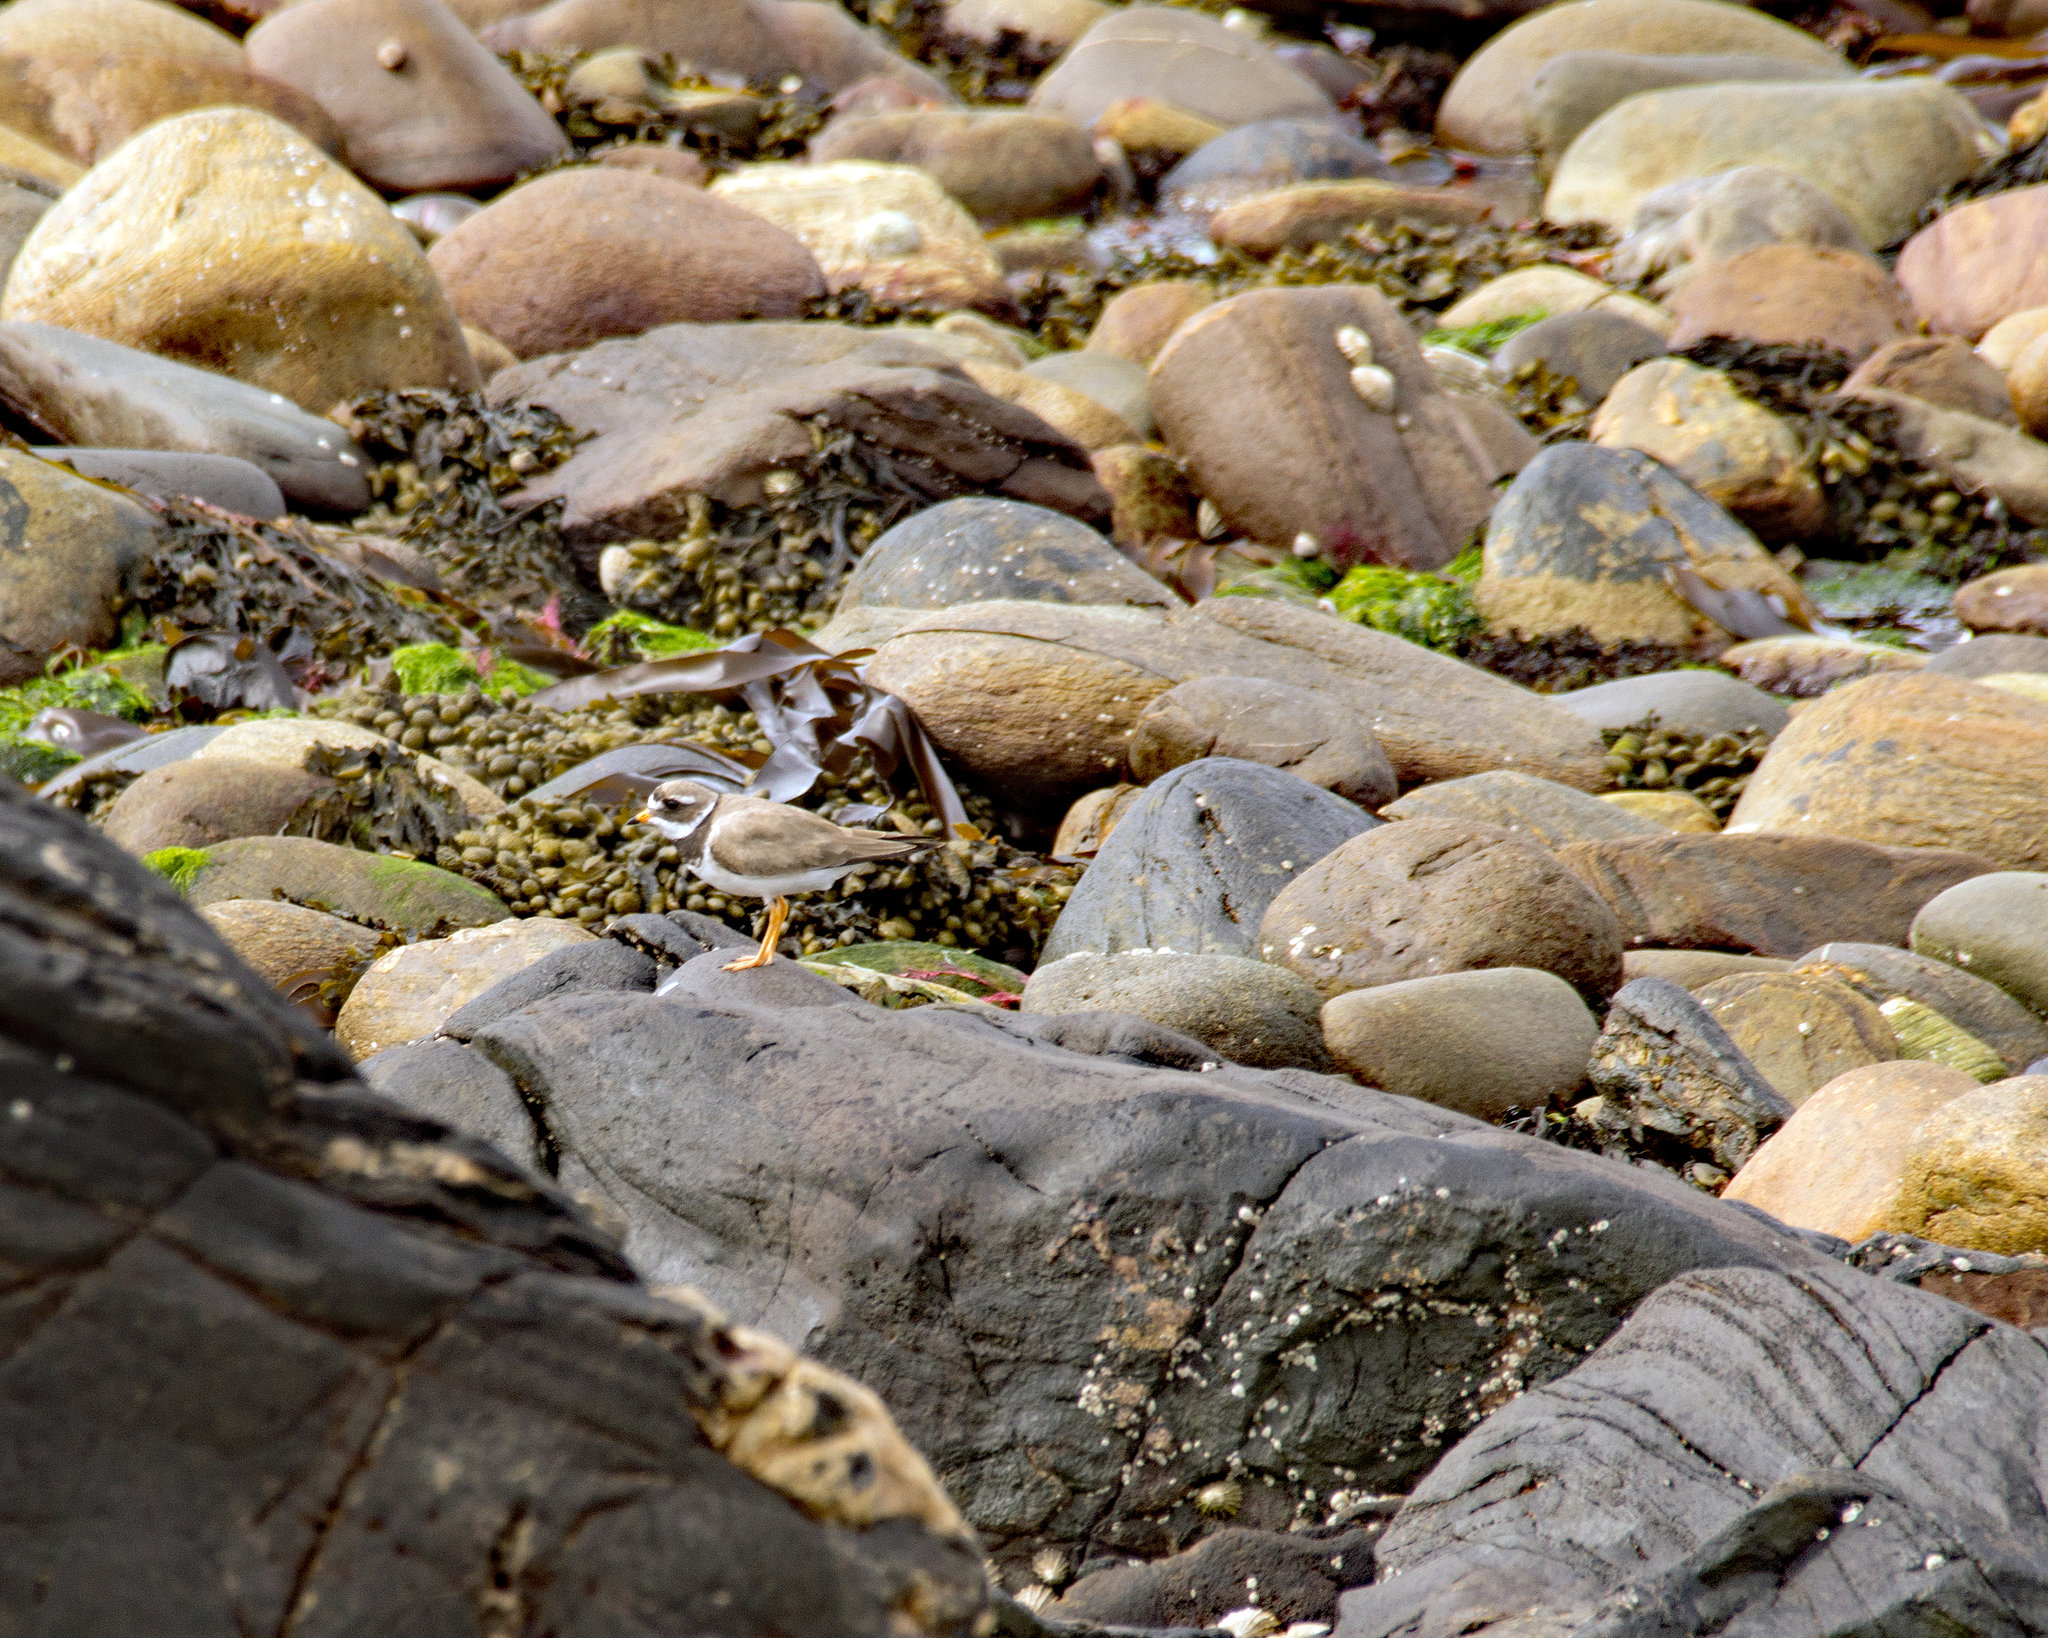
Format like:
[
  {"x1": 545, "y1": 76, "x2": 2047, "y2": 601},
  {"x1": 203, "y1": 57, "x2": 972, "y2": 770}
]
[
  {"x1": 1041, "y1": 757, "x2": 1378, "y2": 963},
  {"x1": 1022, "y1": 948, "x2": 1335, "y2": 1071},
  {"x1": 1555, "y1": 666, "x2": 1790, "y2": 738},
  {"x1": 33, "y1": 446, "x2": 286, "y2": 517}
]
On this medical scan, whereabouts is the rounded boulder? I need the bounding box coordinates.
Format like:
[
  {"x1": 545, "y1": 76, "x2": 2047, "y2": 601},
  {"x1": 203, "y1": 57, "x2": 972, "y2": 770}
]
[{"x1": 1128, "y1": 675, "x2": 1395, "y2": 807}]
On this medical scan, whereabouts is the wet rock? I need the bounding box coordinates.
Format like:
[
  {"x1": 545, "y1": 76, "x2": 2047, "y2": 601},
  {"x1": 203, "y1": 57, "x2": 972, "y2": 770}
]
[
  {"x1": 360, "y1": 1033, "x2": 545, "y2": 1170},
  {"x1": 180, "y1": 834, "x2": 511, "y2": 938},
  {"x1": 246, "y1": 0, "x2": 565, "y2": 191},
  {"x1": 1842, "y1": 335, "x2": 2017, "y2": 426},
  {"x1": 0, "y1": 322, "x2": 374, "y2": 513},
  {"x1": 712, "y1": 160, "x2": 1010, "y2": 316},
  {"x1": 455, "y1": 972, "x2": 1854, "y2": 1567},
  {"x1": 1555, "y1": 832, "x2": 1992, "y2": 958},
  {"x1": 1892, "y1": 1074, "x2": 2048, "y2": 1254},
  {"x1": 429, "y1": 167, "x2": 823, "y2": 359},
  {"x1": 1159, "y1": 116, "x2": 1388, "y2": 210},
  {"x1": 1590, "y1": 356, "x2": 1826, "y2": 540},
  {"x1": 1260, "y1": 817, "x2": 1626, "y2": 1005},
  {"x1": 1024, "y1": 352, "x2": 1152, "y2": 440},
  {"x1": 1334, "y1": 1261, "x2": 2048, "y2": 1638},
  {"x1": 1729, "y1": 674, "x2": 2048, "y2": 871},
  {"x1": 1475, "y1": 441, "x2": 1799, "y2": 647},
  {"x1": 1052, "y1": 1525, "x2": 1376, "y2": 1627},
  {"x1": 1128, "y1": 676, "x2": 1396, "y2": 807},
  {"x1": 1725, "y1": 1060, "x2": 1981, "y2": 1240},
  {"x1": 1042, "y1": 757, "x2": 1375, "y2": 962},
  {"x1": 1, "y1": 107, "x2": 477, "y2": 412},
  {"x1": 1526, "y1": 51, "x2": 1852, "y2": 181},
  {"x1": 1797, "y1": 940, "x2": 2048, "y2": 1076},
  {"x1": 840, "y1": 496, "x2": 1171, "y2": 613},
  {"x1": 198, "y1": 896, "x2": 386, "y2": 1006},
  {"x1": 1609, "y1": 162, "x2": 1872, "y2": 299},
  {"x1": 1027, "y1": 5, "x2": 1330, "y2": 134},
  {"x1": 1022, "y1": 949, "x2": 1334, "y2": 1072},
  {"x1": 810, "y1": 109, "x2": 1102, "y2": 226},
  {"x1": 0, "y1": 781, "x2": 986, "y2": 1638},
  {"x1": 1085, "y1": 279, "x2": 1215, "y2": 366},
  {"x1": 1623, "y1": 949, "x2": 1790, "y2": 989},
  {"x1": 1912, "y1": 872, "x2": 2048, "y2": 1020},
  {"x1": 1693, "y1": 970, "x2": 1896, "y2": 1108},
  {"x1": 1665, "y1": 244, "x2": 1919, "y2": 362},
  {"x1": 1320, "y1": 966, "x2": 1599, "y2": 1119},
  {"x1": 1545, "y1": 79, "x2": 1985, "y2": 249},
  {"x1": 336, "y1": 916, "x2": 596, "y2": 1060},
  {"x1": 1436, "y1": 263, "x2": 1670, "y2": 336},
  {"x1": 1492, "y1": 309, "x2": 1667, "y2": 405},
  {"x1": 1382, "y1": 768, "x2": 1663, "y2": 850},
  {"x1": 1149, "y1": 284, "x2": 1498, "y2": 569},
  {"x1": 1554, "y1": 668, "x2": 1788, "y2": 738},
  {"x1": 1436, "y1": 0, "x2": 1844, "y2": 156},
  {"x1": 1956, "y1": 563, "x2": 2048, "y2": 634},
  {"x1": 493, "y1": 323, "x2": 1108, "y2": 548},
  {"x1": 1896, "y1": 181, "x2": 2048, "y2": 342},
  {"x1": 36, "y1": 447, "x2": 285, "y2": 516},
  {"x1": 102, "y1": 756, "x2": 335, "y2": 854},
  {"x1": 1586, "y1": 975, "x2": 1791, "y2": 1172},
  {"x1": 0, "y1": 448, "x2": 159, "y2": 685},
  {"x1": 1716, "y1": 633, "x2": 1926, "y2": 696},
  {"x1": 1924, "y1": 631, "x2": 2048, "y2": 679}
]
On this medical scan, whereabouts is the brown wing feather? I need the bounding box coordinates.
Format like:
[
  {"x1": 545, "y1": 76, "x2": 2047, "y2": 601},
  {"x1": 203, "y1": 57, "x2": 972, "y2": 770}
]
[{"x1": 713, "y1": 799, "x2": 935, "y2": 875}]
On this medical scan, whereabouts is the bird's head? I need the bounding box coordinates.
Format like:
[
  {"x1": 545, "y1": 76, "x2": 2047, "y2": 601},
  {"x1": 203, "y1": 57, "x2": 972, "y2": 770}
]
[{"x1": 635, "y1": 779, "x2": 719, "y2": 840}]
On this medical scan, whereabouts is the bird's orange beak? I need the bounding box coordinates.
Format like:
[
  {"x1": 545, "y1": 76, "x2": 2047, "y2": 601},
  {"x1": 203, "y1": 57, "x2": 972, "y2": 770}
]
[{"x1": 632, "y1": 809, "x2": 651, "y2": 824}]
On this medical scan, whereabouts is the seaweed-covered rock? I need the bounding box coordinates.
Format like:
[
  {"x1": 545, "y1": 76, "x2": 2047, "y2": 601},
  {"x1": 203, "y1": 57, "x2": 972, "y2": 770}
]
[
  {"x1": 177, "y1": 834, "x2": 511, "y2": 938},
  {"x1": 0, "y1": 778, "x2": 987, "y2": 1637}
]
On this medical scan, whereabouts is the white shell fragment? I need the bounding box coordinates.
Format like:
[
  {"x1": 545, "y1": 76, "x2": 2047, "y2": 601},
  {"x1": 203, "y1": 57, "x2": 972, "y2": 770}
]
[
  {"x1": 1334, "y1": 324, "x2": 1374, "y2": 366},
  {"x1": 1349, "y1": 363, "x2": 1398, "y2": 413}
]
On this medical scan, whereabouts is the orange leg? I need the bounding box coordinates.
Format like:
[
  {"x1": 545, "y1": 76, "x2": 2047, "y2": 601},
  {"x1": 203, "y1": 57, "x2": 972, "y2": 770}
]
[{"x1": 724, "y1": 896, "x2": 789, "y2": 971}]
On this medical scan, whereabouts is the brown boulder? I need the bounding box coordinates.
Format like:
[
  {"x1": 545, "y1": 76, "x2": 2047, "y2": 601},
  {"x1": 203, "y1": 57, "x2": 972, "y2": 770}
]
[
  {"x1": 1891, "y1": 1074, "x2": 2048, "y2": 1254},
  {"x1": 491, "y1": 322, "x2": 1108, "y2": 549},
  {"x1": 1258, "y1": 816, "x2": 1626, "y2": 1003},
  {"x1": 1128, "y1": 675, "x2": 1396, "y2": 807},
  {"x1": 1693, "y1": 970, "x2": 1897, "y2": 1108},
  {"x1": 1207, "y1": 179, "x2": 1495, "y2": 256},
  {"x1": 101, "y1": 756, "x2": 335, "y2": 854},
  {"x1": 1727, "y1": 672, "x2": 2048, "y2": 872},
  {"x1": 429, "y1": 168, "x2": 822, "y2": 359},
  {"x1": 0, "y1": 0, "x2": 243, "y2": 67},
  {"x1": 592, "y1": 141, "x2": 709, "y2": 187},
  {"x1": 1, "y1": 107, "x2": 477, "y2": 412},
  {"x1": 1085, "y1": 280, "x2": 1214, "y2": 367},
  {"x1": 1666, "y1": 245, "x2": 1917, "y2": 362},
  {"x1": 480, "y1": 0, "x2": 791, "y2": 81},
  {"x1": 1895, "y1": 182, "x2": 2048, "y2": 341},
  {"x1": 1149, "y1": 284, "x2": 1500, "y2": 568},
  {"x1": 0, "y1": 53, "x2": 340, "y2": 167},
  {"x1": 1723, "y1": 1060, "x2": 1980, "y2": 1241},
  {"x1": 197, "y1": 896, "x2": 386, "y2": 1006},
  {"x1": 0, "y1": 448, "x2": 160, "y2": 686},
  {"x1": 245, "y1": 0, "x2": 566, "y2": 193},
  {"x1": 1553, "y1": 832, "x2": 1995, "y2": 957},
  {"x1": 1955, "y1": 563, "x2": 2048, "y2": 635},
  {"x1": 808, "y1": 109, "x2": 1101, "y2": 226},
  {"x1": 1840, "y1": 335, "x2": 2017, "y2": 426}
]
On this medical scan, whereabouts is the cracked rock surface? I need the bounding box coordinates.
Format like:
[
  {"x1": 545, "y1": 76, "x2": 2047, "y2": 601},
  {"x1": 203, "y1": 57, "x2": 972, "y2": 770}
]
[{"x1": 0, "y1": 780, "x2": 985, "y2": 1636}]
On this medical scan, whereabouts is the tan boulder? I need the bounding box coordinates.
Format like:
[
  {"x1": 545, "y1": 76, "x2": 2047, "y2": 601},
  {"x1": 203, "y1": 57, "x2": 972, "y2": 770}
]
[
  {"x1": 1089, "y1": 96, "x2": 1225, "y2": 162},
  {"x1": 0, "y1": 0, "x2": 243, "y2": 68},
  {"x1": 1207, "y1": 178, "x2": 1495, "y2": 257},
  {"x1": 1841, "y1": 335, "x2": 2016, "y2": 427},
  {"x1": 1694, "y1": 970, "x2": 1897, "y2": 1108},
  {"x1": 962, "y1": 360, "x2": 1135, "y2": 449},
  {"x1": 711, "y1": 159, "x2": 1011, "y2": 316},
  {"x1": 1955, "y1": 563, "x2": 2048, "y2": 635},
  {"x1": 1436, "y1": 0, "x2": 1843, "y2": 156},
  {"x1": 199, "y1": 897, "x2": 386, "y2": 1014},
  {"x1": 102, "y1": 757, "x2": 337, "y2": 855},
  {"x1": 1084, "y1": 279, "x2": 1214, "y2": 366},
  {"x1": 1728, "y1": 672, "x2": 2048, "y2": 871},
  {"x1": 1666, "y1": 244, "x2": 1917, "y2": 363},
  {"x1": 1978, "y1": 304, "x2": 2048, "y2": 370},
  {"x1": 1150, "y1": 284, "x2": 1500, "y2": 568},
  {"x1": 0, "y1": 448, "x2": 159, "y2": 685},
  {"x1": 1, "y1": 107, "x2": 476, "y2": 411},
  {"x1": 429, "y1": 167, "x2": 822, "y2": 359},
  {"x1": 1723, "y1": 1060, "x2": 1980, "y2": 1241},
  {"x1": 245, "y1": 0, "x2": 567, "y2": 193},
  {"x1": 1591, "y1": 357, "x2": 1825, "y2": 542},
  {"x1": 807, "y1": 109, "x2": 1101, "y2": 227},
  {"x1": 1891, "y1": 1075, "x2": 2048, "y2": 1254},
  {"x1": 1896, "y1": 182, "x2": 2048, "y2": 341},
  {"x1": 335, "y1": 917, "x2": 595, "y2": 1060},
  {"x1": 1436, "y1": 265, "x2": 1671, "y2": 336}
]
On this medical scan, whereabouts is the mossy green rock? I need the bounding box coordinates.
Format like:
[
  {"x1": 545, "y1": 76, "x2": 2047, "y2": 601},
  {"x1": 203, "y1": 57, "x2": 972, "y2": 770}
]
[
  {"x1": 178, "y1": 835, "x2": 510, "y2": 938},
  {"x1": 828, "y1": 941, "x2": 1027, "y2": 997}
]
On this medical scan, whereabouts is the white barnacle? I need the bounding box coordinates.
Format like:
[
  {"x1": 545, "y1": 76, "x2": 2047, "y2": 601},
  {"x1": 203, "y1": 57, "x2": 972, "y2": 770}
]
[
  {"x1": 1350, "y1": 363, "x2": 1398, "y2": 414},
  {"x1": 1334, "y1": 325, "x2": 1374, "y2": 367}
]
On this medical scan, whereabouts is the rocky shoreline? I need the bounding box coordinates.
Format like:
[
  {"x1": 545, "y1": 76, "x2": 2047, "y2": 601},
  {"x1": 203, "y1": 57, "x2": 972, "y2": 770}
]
[{"x1": 5, "y1": 0, "x2": 2048, "y2": 1633}]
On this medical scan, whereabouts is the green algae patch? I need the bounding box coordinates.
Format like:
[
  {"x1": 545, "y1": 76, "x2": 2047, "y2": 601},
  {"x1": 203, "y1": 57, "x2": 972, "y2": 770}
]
[
  {"x1": 143, "y1": 847, "x2": 211, "y2": 894},
  {"x1": 1422, "y1": 311, "x2": 1545, "y2": 355},
  {"x1": 581, "y1": 611, "x2": 720, "y2": 664},
  {"x1": 390, "y1": 642, "x2": 553, "y2": 698},
  {"x1": 1327, "y1": 547, "x2": 1485, "y2": 654},
  {"x1": 0, "y1": 663, "x2": 155, "y2": 785}
]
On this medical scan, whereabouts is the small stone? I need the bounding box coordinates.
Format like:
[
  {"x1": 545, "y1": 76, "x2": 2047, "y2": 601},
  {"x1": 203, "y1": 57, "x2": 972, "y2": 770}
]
[
  {"x1": 1207, "y1": 178, "x2": 1496, "y2": 258},
  {"x1": 1912, "y1": 873, "x2": 2048, "y2": 1021},
  {"x1": 336, "y1": 918, "x2": 595, "y2": 1061},
  {"x1": 1723, "y1": 1060, "x2": 1981, "y2": 1242},
  {"x1": 35, "y1": 449, "x2": 285, "y2": 518},
  {"x1": 1159, "y1": 117, "x2": 1389, "y2": 211},
  {"x1": 1259, "y1": 816, "x2": 1626, "y2": 1004},
  {"x1": 1493, "y1": 310, "x2": 1668, "y2": 406},
  {"x1": 1955, "y1": 564, "x2": 2048, "y2": 636},
  {"x1": 1890, "y1": 1075, "x2": 2048, "y2": 1254},
  {"x1": 1665, "y1": 245, "x2": 1920, "y2": 363},
  {"x1": 1841, "y1": 336, "x2": 2016, "y2": 426},
  {"x1": 1554, "y1": 669, "x2": 1788, "y2": 739},
  {"x1": 0, "y1": 449, "x2": 159, "y2": 686},
  {"x1": 1693, "y1": 971, "x2": 1896, "y2": 1108},
  {"x1": 1716, "y1": 634, "x2": 1926, "y2": 697},
  {"x1": 1051, "y1": 783, "x2": 1143, "y2": 859},
  {"x1": 1319, "y1": 967, "x2": 1599, "y2": 1119},
  {"x1": 1128, "y1": 676, "x2": 1396, "y2": 807},
  {"x1": 1022, "y1": 949, "x2": 1333, "y2": 1071},
  {"x1": 1084, "y1": 280, "x2": 1216, "y2": 366},
  {"x1": 1610, "y1": 163, "x2": 1872, "y2": 300},
  {"x1": 1024, "y1": 351, "x2": 1153, "y2": 440},
  {"x1": 1586, "y1": 975, "x2": 1793, "y2": 1173},
  {"x1": 1923, "y1": 632, "x2": 2048, "y2": 681},
  {"x1": 963, "y1": 360, "x2": 1137, "y2": 449},
  {"x1": 809, "y1": 109, "x2": 1102, "y2": 226},
  {"x1": 1622, "y1": 949, "x2": 1790, "y2": 990},
  {"x1": 1436, "y1": 264, "x2": 1670, "y2": 336},
  {"x1": 1092, "y1": 442, "x2": 1196, "y2": 552}
]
